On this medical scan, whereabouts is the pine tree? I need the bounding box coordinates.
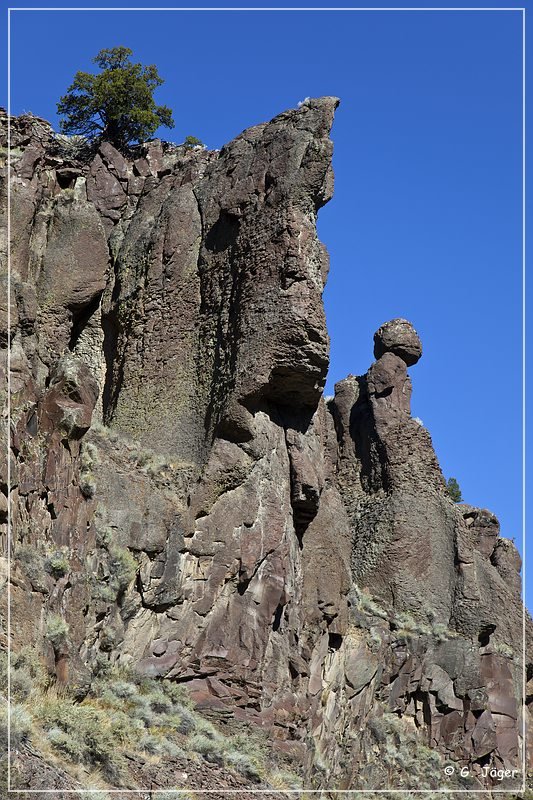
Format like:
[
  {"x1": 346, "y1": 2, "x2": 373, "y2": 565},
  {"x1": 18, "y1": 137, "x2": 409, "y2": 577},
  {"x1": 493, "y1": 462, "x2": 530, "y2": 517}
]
[
  {"x1": 446, "y1": 477, "x2": 463, "y2": 503},
  {"x1": 57, "y1": 47, "x2": 174, "y2": 149}
]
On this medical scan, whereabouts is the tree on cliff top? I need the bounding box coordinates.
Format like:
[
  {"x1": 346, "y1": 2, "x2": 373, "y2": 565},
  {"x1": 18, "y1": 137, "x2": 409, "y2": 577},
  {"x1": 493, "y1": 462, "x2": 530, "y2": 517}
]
[
  {"x1": 446, "y1": 477, "x2": 463, "y2": 503},
  {"x1": 57, "y1": 47, "x2": 174, "y2": 148}
]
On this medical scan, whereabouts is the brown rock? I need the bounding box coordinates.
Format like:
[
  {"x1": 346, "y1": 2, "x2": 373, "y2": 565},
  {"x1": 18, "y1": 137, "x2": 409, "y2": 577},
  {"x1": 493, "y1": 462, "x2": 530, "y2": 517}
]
[
  {"x1": 461, "y1": 505, "x2": 500, "y2": 558},
  {"x1": 471, "y1": 709, "x2": 497, "y2": 758},
  {"x1": 373, "y1": 318, "x2": 423, "y2": 366},
  {"x1": 1, "y1": 100, "x2": 528, "y2": 793}
]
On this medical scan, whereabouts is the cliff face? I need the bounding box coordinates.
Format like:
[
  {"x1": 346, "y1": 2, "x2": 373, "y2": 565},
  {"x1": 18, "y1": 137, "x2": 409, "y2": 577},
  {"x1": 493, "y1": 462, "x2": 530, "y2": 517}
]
[{"x1": 1, "y1": 100, "x2": 530, "y2": 793}]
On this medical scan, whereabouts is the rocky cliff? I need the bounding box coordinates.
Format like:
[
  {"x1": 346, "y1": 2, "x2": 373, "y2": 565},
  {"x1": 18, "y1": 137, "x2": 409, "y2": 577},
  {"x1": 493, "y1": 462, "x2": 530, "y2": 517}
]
[{"x1": 1, "y1": 99, "x2": 531, "y2": 796}]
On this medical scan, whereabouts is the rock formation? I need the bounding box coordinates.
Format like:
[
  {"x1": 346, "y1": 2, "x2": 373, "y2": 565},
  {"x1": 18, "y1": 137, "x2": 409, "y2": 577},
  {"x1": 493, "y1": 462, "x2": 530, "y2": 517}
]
[{"x1": 0, "y1": 100, "x2": 531, "y2": 795}]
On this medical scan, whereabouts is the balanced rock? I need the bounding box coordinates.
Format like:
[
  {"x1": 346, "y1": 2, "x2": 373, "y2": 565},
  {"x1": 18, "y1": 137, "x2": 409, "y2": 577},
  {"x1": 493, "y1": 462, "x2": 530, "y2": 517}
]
[{"x1": 373, "y1": 318, "x2": 422, "y2": 366}]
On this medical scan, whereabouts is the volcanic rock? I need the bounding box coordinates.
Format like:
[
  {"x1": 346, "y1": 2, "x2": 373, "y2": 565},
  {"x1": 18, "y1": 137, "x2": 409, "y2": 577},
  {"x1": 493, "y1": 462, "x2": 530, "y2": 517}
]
[
  {"x1": 373, "y1": 317, "x2": 423, "y2": 366},
  {"x1": 1, "y1": 104, "x2": 530, "y2": 794}
]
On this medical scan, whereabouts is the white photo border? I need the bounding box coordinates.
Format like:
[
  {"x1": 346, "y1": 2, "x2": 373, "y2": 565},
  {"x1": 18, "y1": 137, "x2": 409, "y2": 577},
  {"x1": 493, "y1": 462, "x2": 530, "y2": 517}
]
[{"x1": 6, "y1": 5, "x2": 527, "y2": 794}]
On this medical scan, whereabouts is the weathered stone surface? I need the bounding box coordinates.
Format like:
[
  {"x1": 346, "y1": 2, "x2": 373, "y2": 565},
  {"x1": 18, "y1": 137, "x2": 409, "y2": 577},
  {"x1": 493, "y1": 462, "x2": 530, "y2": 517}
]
[
  {"x1": 39, "y1": 353, "x2": 99, "y2": 439},
  {"x1": 373, "y1": 317, "x2": 422, "y2": 366},
  {"x1": 336, "y1": 323, "x2": 456, "y2": 623},
  {"x1": 344, "y1": 640, "x2": 379, "y2": 692},
  {"x1": 1, "y1": 106, "x2": 529, "y2": 793},
  {"x1": 461, "y1": 505, "x2": 500, "y2": 558},
  {"x1": 490, "y1": 537, "x2": 522, "y2": 595}
]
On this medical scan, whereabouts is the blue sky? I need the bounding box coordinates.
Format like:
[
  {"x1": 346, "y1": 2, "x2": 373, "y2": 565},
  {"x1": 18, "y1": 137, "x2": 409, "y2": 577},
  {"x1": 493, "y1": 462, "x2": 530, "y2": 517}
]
[{"x1": 4, "y1": 4, "x2": 528, "y2": 607}]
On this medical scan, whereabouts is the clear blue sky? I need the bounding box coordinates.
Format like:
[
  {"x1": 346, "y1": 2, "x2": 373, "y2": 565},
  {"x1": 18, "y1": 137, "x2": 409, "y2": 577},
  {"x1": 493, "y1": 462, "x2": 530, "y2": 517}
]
[{"x1": 4, "y1": 4, "x2": 528, "y2": 607}]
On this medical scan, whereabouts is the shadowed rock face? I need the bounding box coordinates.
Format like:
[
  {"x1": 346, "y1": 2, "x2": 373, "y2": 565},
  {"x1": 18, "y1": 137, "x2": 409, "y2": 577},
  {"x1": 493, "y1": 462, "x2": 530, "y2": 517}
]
[{"x1": 1, "y1": 102, "x2": 531, "y2": 792}]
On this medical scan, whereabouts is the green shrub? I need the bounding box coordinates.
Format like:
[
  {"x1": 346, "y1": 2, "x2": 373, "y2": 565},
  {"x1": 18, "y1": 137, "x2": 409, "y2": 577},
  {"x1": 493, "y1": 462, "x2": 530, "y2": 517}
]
[
  {"x1": 92, "y1": 671, "x2": 197, "y2": 739},
  {"x1": 0, "y1": 655, "x2": 278, "y2": 790},
  {"x1": 394, "y1": 611, "x2": 432, "y2": 637},
  {"x1": 139, "y1": 732, "x2": 184, "y2": 758},
  {"x1": 431, "y1": 621, "x2": 454, "y2": 641},
  {"x1": 172, "y1": 705, "x2": 197, "y2": 735},
  {"x1": 225, "y1": 749, "x2": 262, "y2": 781},
  {"x1": 108, "y1": 546, "x2": 137, "y2": 593},
  {"x1": 17, "y1": 647, "x2": 48, "y2": 685},
  {"x1": 159, "y1": 680, "x2": 193, "y2": 707},
  {"x1": 45, "y1": 550, "x2": 70, "y2": 579},
  {"x1": 153, "y1": 793, "x2": 195, "y2": 800},
  {"x1": 90, "y1": 420, "x2": 120, "y2": 443},
  {"x1": 80, "y1": 438, "x2": 95, "y2": 463},
  {"x1": 94, "y1": 677, "x2": 136, "y2": 708},
  {"x1": 188, "y1": 732, "x2": 225, "y2": 764},
  {"x1": 18, "y1": 661, "x2": 274, "y2": 788},
  {"x1": 93, "y1": 507, "x2": 114, "y2": 548},
  {"x1": 106, "y1": 680, "x2": 138, "y2": 700},
  {"x1": 0, "y1": 702, "x2": 32, "y2": 749},
  {"x1": 135, "y1": 449, "x2": 175, "y2": 478},
  {"x1": 93, "y1": 584, "x2": 117, "y2": 603},
  {"x1": 354, "y1": 588, "x2": 389, "y2": 620},
  {"x1": 147, "y1": 691, "x2": 173, "y2": 715},
  {"x1": 131, "y1": 695, "x2": 156, "y2": 727},
  {"x1": 365, "y1": 710, "x2": 447, "y2": 791},
  {"x1": 10, "y1": 667, "x2": 33, "y2": 701},
  {"x1": 192, "y1": 716, "x2": 218, "y2": 738},
  {"x1": 494, "y1": 642, "x2": 514, "y2": 658},
  {"x1": 446, "y1": 477, "x2": 462, "y2": 503},
  {"x1": 52, "y1": 133, "x2": 92, "y2": 163},
  {"x1": 79, "y1": 442, "x2": 98, "y2": 499},
  {"x1": 268, "y1": 769, "x2": 303, "y2": 790},
  {"x1": 47, "y1": 725, "x2": 86, "y2": 761},
  {"x1": 368, "y1": 714, "x2": 395, "y2": 744},
  {"x1": 92, "y1": 544, "x2": 137, "y2": 603},
  {"x1": 45, "y1": 614, "x2": 69, "y2": 650},
  {"x1": 182, "y1": 135, "x2": 204, "y2": 149},
  {"x1": 36, "y1": 697, "x2": 127, "y2": 781}
]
